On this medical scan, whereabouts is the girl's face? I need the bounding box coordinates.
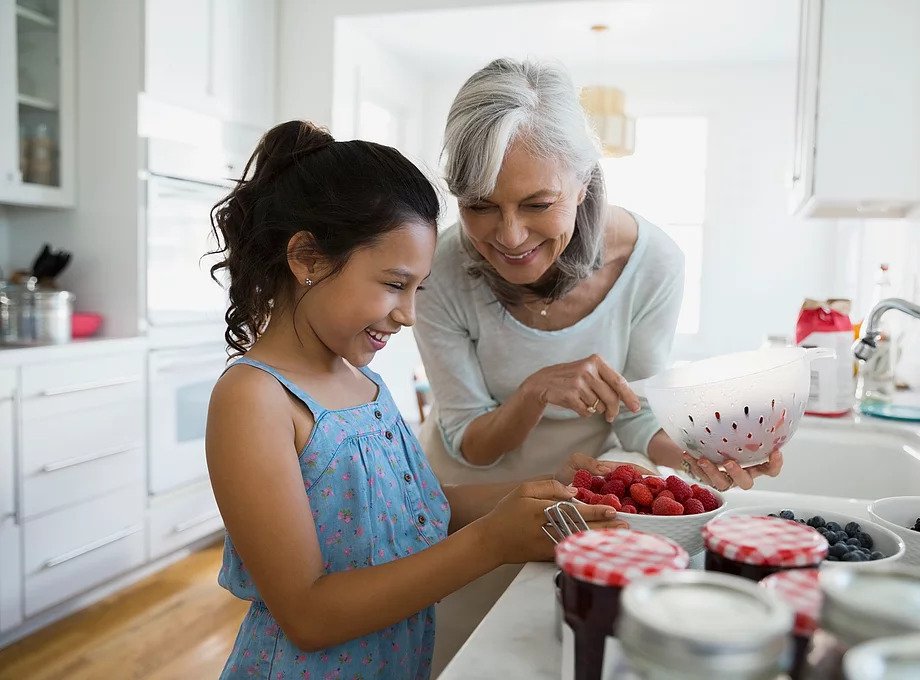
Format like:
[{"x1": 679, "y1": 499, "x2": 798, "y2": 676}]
[
  {"x1": 459, "y1": 141, "x2": 586, "y2": 288},
  {"x1": 297, "y1": 221, "x2": 437, "y2": 367}
]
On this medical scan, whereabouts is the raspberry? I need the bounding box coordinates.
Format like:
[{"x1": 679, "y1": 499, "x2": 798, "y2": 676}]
[
  {"x1": 612, "y1": 465, "x2": 637, "y2": 485},
  {"x1": 621, "y1": 496, "x2": 635, "y2": 508},
  {"x1": 665, "y1": 475, "x2": 693, "y2": 503},
  {"x1": 656, "y1": 489, "x2": 675, "y2": 501},
  {"x1": 683, "y1": 498, "x2": 706, "y2": 515},
  {"x1": 652, "y1": 496, "x2": 685, "y2": 516},
  {"x1": 691, "y1": 486, "x2": 720, "y2": 512},
  {"x1": 590, "y1": 476, "x2": 606, "y2": 493},
  {"x1": 597, "y1": 494, "x2": 622, "y2": 510},
  {"x1": 620, "y1": 504, "x2": 637, "y2": 514},
  {"x1": 629, "y1": 483, "x2": 654, "y2": 507},
  {"x1": 639, "y1": 510, "x2": 652, "y2": 515},
  {"x1": 644, "y1": 477, "x2": 667, "y2": 494},
  {"x1": 575, "y1": 487, "x2": 596, "y2": 504},
  {"x1": 573, "y1": 470, "x2": 593, "y2": 489},
  {"x1": 600, "y1": 479, "x2": 626, "y2": 497}
]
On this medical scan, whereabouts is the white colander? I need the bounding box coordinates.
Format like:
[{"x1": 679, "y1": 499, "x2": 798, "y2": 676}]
[{"x1": 631, "y1": 347, "x2": 836, "y2": 468}]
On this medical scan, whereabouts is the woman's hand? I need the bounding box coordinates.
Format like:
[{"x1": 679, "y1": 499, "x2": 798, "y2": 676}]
[
  {"x1": 479, "y1": 480, "x2": 627, "y2": 564},
  {"x1": 681, "y1": 449, "x2": 784, "y2": 492},
  {"x1": 553, "y1": 452, "x2": 655, "y2": 485},
  {"x1": 522, "y1": 354, "x2": 642, "y2": 422}
]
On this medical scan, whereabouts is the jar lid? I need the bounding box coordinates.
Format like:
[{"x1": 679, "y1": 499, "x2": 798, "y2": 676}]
[
  {"x1": 555, "y1": 528, "x2": 689, "y2": 588},
  {"x1": 760, "y1": 568, "x2": 821, "y2": 637},
  {"x1": 619, "y1": 571, "x2": 793, "y2": 677},
  {"x1": 820, "y1": 567, "x2": 920, "y2": 646},
  {"x1": 843, "y1": 633, "x2": 920, "y2": 680},
  {"x1": 702, "y1": 515, "x2": 828, "y2": 566}
]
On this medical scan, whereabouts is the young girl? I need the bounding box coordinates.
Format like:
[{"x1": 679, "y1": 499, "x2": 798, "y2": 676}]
[{"x1": 206, "y1": 120, "x2": 625, "y2": 680}]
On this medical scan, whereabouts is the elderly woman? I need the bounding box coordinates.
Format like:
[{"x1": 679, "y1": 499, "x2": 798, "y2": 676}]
[
  {"x1": 416, "y1": 58, "x2": 783, "y2": 671},
  {"x1": 416, "y1": 58, "x2": 782, "y2": 489}
]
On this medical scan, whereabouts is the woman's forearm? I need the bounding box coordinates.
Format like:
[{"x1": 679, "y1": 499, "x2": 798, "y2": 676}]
[
  {"x1": 459, "y1": 383, "x2": 545, "y2": 465},
  {"x1": 646, "y1": 429, "x2": 685, "y2": 469}
]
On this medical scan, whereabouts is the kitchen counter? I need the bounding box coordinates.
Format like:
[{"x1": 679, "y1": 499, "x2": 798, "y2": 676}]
[
  {"x1": 0, "y1": 336, "x2": 148, "y2": 365},
  {"x1": 437, "y1": 489, "x2": 878, "y2": 680}
]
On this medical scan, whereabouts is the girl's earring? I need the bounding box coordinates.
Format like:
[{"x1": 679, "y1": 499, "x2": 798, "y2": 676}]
[{"x1": 304, "y1": 277, "x2": 313, "y2": 287}]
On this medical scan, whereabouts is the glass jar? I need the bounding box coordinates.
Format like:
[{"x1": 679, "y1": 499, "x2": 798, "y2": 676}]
[
  {"x1": 844, "y1": 633, "x2": 920, "y2": 679},
  {"x1": 703, "y1": 516, "x2": 828, "y2": 581},
  {"x1": 760, "y1": 568, "x2": 821, "y2": 680},
  {"x1": 618, "y1": 570, "x2": 794, "y2": 680},
  {"x1": 555, "y1": 528, "x2": 690, "y2": 680},
  {"x1": 803, "y1": 567, "x2": 920, "y2": 680}
]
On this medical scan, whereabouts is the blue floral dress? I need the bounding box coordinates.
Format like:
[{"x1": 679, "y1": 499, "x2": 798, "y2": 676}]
[{"x1": 218, "y1": 357, "x2": 451, "y2": 680}]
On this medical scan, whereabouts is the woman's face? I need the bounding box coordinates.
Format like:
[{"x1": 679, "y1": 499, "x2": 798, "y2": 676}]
[{"x1": 459, "y1": 141, "x2": 586, "y2": 287}]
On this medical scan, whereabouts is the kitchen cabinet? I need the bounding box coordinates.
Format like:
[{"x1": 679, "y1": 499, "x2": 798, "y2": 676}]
[
  {"x1": 144, "y1": 0, "x2": 276, "y2": 130},
  {"x1": 790, "y1": 0, "x2": 920, "y2": 218},
  {"x1": 0, "y1": 0, "x2": 75, "y2": 208},
  {"x1": 0, "y1": 368, "x2": 22, "y2": 633},
  {"x1": 147, "y1": 479, "x2": 222, "y2": 561}
]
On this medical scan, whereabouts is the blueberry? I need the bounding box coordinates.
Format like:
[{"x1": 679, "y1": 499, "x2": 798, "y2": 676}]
[
  {"x1": 835, "y1": 531, "x2": 850, "y2": 544},
  {"x1": 857, "y1": 532, "x2": 874, "y2": 549},
  {"x1": 826, "y1": 522, "x2": 842, "y2": 533},
  {"x1": 768, "y1": 513, "x2": 778, "y2": 518},
  {"x1": 870, "y1": 551, "x2": 884, "y2": 560},
  {"x1": 829, "y1": 543, "x2": 849, "y2": 559},
  {"x1": 826, "y1": 555, "x2": 840, "y2": 562},
  {"x1": 842, "y1": 551, "x2": 866, "y2": 562},
  {"x1": 845, "y1": 522, "x2": 862, "y2": 537},
  {"x1": 779, "y1": 510, "x2": 796, "y2": 521},
  {"x1": 816, "y1": 527, "x2": 829, "y2": 537},
  {"x1": 809, "y1": 516, "x2": 826, "y2": 529},
  {"x1": 847, "y1": 537, "x2": 861, "y2": 547}
]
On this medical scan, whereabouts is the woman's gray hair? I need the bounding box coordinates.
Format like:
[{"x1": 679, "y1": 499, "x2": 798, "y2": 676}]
[{"x1": 443, "y1": 58, "x2": 607, "y2": 305}]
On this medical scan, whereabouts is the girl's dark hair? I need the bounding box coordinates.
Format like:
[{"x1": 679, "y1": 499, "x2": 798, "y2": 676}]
[{"x1": 210, "y1": 120, "x2": 440, "y2": 356}]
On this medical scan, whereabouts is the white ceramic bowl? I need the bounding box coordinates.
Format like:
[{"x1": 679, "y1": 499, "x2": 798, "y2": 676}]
[
  {"x1": 716, "y1": 505, "x2": 906, "y2": 567},
  {"x1": 868, "y1": 496, "x2": 920, "y2": 567},
  {"x1": 577, "y1": 487, "x2": 726, "y2": 555}
]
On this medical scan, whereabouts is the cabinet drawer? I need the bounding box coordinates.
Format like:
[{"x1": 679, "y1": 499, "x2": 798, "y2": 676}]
[
  {"x1": 21, "y1": 352, "x2": 143, "y2": 398},
  {"x1": 0, "y1": 520, "x2": 23, "y2": 633},
  {"x1": 22, "y1": 381, "x2": 144, "y2": 518},
  {"x1": 148, "y1": 480, "x2": 222, "y2": 560},
  {"x1": 23, "y1": 485, "x2": 145, "y2": 617}
]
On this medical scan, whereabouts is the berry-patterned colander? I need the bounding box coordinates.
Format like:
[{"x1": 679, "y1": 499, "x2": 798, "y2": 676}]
[{"x1": 631, "y1": 348, "x2": 836, "y2": 468}]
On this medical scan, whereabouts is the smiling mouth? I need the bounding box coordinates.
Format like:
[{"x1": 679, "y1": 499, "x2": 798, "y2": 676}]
[
  {"x1": 365, "y1": 329, "x2": 392, "y2": 344},
  {"x1": 495, "y1": 242, "x2": 543, "y2": 261}
]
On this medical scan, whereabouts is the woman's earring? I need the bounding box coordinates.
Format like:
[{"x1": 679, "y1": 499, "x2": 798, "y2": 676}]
[{"x1": 304, "y1": 277, "x2": 313, "y2": 287}]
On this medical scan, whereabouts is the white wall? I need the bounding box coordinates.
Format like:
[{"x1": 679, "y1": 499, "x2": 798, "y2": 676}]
[{"x1": 0, "y1": 208, "x2": 9, "y2": 276}]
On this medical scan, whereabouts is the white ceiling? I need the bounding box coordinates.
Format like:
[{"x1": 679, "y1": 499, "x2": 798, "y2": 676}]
[{"x1": 344, "y1": 0, "x2": 799, "y2": 74}]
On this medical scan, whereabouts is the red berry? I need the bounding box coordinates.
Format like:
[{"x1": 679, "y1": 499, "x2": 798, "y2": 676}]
[
  {"x1": 629, "y1": 483, "x2": 654, "y2": 507},
  {"x1": 598, "y1": 494, "x2": 622, "y2": 510},
  {"x1": 601, "y1": 479, "x2": 626, "y2": 497},
  {"x1": 612, "y1": 465, "x2": 637, "y2": 485},
  {"x1": 575, "y1": 487, "x2": 596, "y2": 503},
  {"x1": 657, "y1": 489, "x2": 676, "y2": 501},
  {"x1": 620, "y1": 504, "x2": 637, "y2": 514},
  {"x1": 666, "y1": 475, "x2": 693, "y2": 503},
  {"x1": 683, "y1": 498, "x2": 706, "y2": 515},
  {"x1": 652, "y1": 496, "x2": 685, "y2": 516},
  {"x1": 692, "y1": 486, "x2": 720, "y2": 512},
  {"x1": 621, "y1": 495, "x2": 635, "y2": 508},
  {"x1": 573, "y1": 470, "x2": 593, "y2": 489},
  {"x1": 590, "y1": 476, "x2": 606, "y2": 493},
  {"x1": 644, "y1": 477, "x2": 667, "y2": 494},
  {"x1": 639, "y1": 510, "x2": 652, "y2": 515}
]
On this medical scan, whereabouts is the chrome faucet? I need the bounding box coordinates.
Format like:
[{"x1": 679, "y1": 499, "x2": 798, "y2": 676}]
[{"x1": 853, "y1": 297, "x2": 920, "y2": 361}]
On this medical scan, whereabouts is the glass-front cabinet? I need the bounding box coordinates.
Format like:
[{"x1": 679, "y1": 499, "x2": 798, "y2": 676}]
[{"x1": 0, "y1": 0, "x2": 74, "y2": 207}]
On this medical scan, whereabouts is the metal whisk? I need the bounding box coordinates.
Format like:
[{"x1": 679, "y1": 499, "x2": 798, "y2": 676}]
[{"x1": 543, "y1": 501, "x2": 590, "y2": 544}]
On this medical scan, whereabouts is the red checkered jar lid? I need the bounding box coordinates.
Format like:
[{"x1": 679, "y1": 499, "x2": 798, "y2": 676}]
[
  {"x1": 760, "y1": 568, "x2": 822, "y2": 636},
  {"x1": 555, "y1": 528, "x2": 690, "y2": 588},
  {"x1": 703, "y1": 516, "x2": 828, "y2": 567}
]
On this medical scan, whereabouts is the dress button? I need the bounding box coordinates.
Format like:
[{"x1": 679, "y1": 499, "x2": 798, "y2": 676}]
[
  {"x1": 404, "y1": 473, "x2": 412, "y2": 483},
  {"x1": 417, "y1": 514, "x2": 426, "y2": 526},
  {"x1": 374, "y1": 410, "x2": 382, "y2": 419},
  {"x1": 385, "y1": 431, "x2": 393, "y2": 440}
]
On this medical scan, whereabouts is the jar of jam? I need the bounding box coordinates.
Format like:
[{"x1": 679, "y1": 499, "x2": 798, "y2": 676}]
[
  {"x1": 803, "y1": 567, "x2": 920, "y2": 680},
  {"x1": 555, "y1": 528, "x2": 689, "y2": 680},
  {"x1": 760, "y1": 568, "x2": 821, "y2": 679},
  {"x1": 703, "y1": 515, "x2": 828, "y2": 581},
  {"x1": 844, "y1": 633, "x2": 920, "y2": 679},
  {"x1": 618, "y1": 570, "x2": 794, "y2": 680}
]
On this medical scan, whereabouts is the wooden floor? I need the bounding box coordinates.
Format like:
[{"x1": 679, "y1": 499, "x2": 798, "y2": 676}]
[{"x1": 0, "y1": 543, "x2": 248, "y2": 680}]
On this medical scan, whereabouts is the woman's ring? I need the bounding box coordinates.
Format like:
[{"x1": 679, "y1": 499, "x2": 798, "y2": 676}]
[{"x1": 587, "y1": 398, "x2": 600, "y2": 414}]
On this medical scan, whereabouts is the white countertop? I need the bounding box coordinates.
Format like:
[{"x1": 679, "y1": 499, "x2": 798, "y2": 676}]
[
  {"x1": 0, "y1": 336, "x2": 149, "y2": 365},
  {"x1": 437, "y1": 489, "x2": 876, "y2": 680}
]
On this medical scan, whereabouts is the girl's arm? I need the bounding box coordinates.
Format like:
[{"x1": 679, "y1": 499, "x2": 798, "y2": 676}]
[{"x1": 207, "y1": 370, "x2": 619, "y2": 652}]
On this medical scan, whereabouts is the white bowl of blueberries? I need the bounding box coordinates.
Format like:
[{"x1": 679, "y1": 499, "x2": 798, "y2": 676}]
[{"x1": 717, "y1": 506, "x2": 906, "y2": 566}]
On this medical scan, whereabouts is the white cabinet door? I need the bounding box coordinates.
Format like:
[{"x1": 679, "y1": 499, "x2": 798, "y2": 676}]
[
  {"x1": 212, "y1": 0, "x2": 276, "y2": 128},
  {"x1": 0, "y1": 519, "x2": 22, "y2": 633},
  {"x1": 0, "y1": 368, "x2": 15, "y2": 522},
  {"x1": 147, "y1": 480, "x2": 222, "y2": 561},
  {"x1": 144, "y1": 0, "x2": 217, "y2": 116}
]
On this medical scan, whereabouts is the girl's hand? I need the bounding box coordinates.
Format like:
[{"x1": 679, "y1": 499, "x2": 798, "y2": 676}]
[
  {"x1": 522, "y1": 355, "x2": 642, "y2": 422},
  {"x1": 681, "y1": 449, "x2": 784, "y2": 492},
  {"x1": 553, "y1": 452, "x2": 655, "y2": 485},
  {"x1": 479, "y1": 480, "x2": 627, "y2": 564}
]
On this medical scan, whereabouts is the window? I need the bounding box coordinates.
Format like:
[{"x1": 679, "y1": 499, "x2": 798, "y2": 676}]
[{"x1": 600, "y1": 116, "x2": 707, "y2": 334}]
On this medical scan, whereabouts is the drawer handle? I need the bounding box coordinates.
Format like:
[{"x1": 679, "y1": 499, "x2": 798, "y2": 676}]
[
  {"x1": 41, "y1": 444, "x2": 140, "y2": 473},
  {"x1": 39, "y1": 376, "x2": 139, "y2": 397},
  {"x1": 43, "y1": 524, "x2": 143, "y2": 569},
  {"x1": 173, "y1": 510, "x2": 222, "y2": 534}
]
